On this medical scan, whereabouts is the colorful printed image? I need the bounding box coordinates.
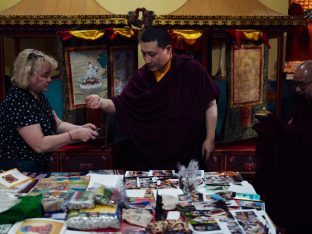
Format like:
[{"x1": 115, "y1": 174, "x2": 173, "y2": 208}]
[{"x1": 2, "y1": 174, "x2": 18, "y2": 183}]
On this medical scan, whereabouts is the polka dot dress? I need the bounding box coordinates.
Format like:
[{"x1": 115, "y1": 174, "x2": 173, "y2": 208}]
[{"x1": 0, "y1": 86, "x2": 57, "y2": 168}]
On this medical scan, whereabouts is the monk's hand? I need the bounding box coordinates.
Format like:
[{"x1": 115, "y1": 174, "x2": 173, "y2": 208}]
[
  {"x1": 202, "y1": 138, "x2": 215, "y2": 160},
  {"x1": 85, "y1": 94, "x2": 101, "y2": 109}
]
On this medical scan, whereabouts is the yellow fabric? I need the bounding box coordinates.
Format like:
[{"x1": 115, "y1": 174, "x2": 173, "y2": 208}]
[
  {"x1": 154, "y1": 58, "x2": 172, "y2": 82},
  {"x1": 242, "y1": 31, "x2": 263, "y2": 41},
  {"x1": 69, "y1": 30, "x2": 105, "y2": 40},
  {"x1": 171, "y1": 30, "x2": 203, "y2": 45},
  {"x1": 113, "y1": 28, "x2": 135, "y2": 38}
]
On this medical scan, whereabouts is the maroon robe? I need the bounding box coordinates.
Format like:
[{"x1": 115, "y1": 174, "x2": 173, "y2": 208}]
[
  {"x1": 253, "y1": 95, "x2": 312, "y2": 232},
  {"x1": 111, "y1": 54, "x2": 220, "y2": 170}
]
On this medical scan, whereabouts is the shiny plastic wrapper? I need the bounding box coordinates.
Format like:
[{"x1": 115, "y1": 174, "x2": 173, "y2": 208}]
[{"x1": 66, "y1": 204, "x2": 121, "y2": 230}]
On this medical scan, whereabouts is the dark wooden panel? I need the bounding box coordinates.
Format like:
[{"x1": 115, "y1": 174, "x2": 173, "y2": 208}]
[
  {"x1": 206, "y1": 152, "x2": 224, "y2": 172},
  {"x1": 224, "y1": 153, "x2": 257, "y2": 174},
  {"x1": 50, "y1": 141, "x2": 113, "y2": 172},
  {"x1": 59, "y1": 150, "x2": 112, "y2": 172}
]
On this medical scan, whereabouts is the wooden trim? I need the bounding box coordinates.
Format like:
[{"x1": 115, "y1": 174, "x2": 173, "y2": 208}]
[
  {"x1": 0, "y1": 34, "x2": 4, "y2": 101},
  {"x1": 153, "y1": 15, "x2": 305, "y2": 28},
  {"x1": 0, "y1": 15, "x2": 128, "y2": 26},
  {"x1": 276, "y1": 33, "x2": 284, "y2": 118}
]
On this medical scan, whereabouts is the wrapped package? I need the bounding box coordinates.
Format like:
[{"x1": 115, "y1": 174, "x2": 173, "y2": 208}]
[
  {"x1": 93, "y1": 185, "x2": 121, "y2": 206},
  {"x1": 66, "y1": 204, "x2": 121, "y2": 230},
  {"x1": 63, "y1": 191, "x2": 95, "y2": 211}
]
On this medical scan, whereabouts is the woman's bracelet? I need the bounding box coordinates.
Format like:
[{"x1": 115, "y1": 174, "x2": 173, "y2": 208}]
[{"x1": 68, "y1": 131, "x2": 74, "y2": 142}]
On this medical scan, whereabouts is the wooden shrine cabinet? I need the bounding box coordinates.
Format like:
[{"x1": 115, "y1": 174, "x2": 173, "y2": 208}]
[
  {"x1": 49, "y1": 140, "x2": 113, "y2": 172},
  {"x1": 207, "y1": 141, "x2": 257, "y2": 181}
]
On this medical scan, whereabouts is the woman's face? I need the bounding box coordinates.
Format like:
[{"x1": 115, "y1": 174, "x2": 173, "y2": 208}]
[{"x1": 29, "y1": 61, "x2": 52, "y2": 94}]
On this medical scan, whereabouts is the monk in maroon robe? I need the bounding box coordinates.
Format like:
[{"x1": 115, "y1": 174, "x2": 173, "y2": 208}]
[
  {"x1": 253, "y1": 61, "x2": 312, "y2": 233},
  {"x1": 86, "y1": 26, "x2": 219, "y2": 170}
]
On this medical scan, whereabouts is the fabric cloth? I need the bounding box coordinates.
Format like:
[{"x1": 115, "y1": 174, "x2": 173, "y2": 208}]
[
  {"x1": 0, "y1": 86, "x2": 56, "y2": 171},
  {"x1": 111, "y1": 54, "x2": 220, "y2": 170},
  {"x1": 122, "y1": 208, "x2": 153, "y2": 228},
  {"x1": 0, "y1": 195, "x2": 43, "y2": 224},
  {"x1": 253, "y1": 95, "x2": 312, "y2": 233}
]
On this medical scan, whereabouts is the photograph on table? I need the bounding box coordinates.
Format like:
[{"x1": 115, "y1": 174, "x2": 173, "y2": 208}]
[
  {"x1": 150, "y1": 170, "x2": 175, "y2": 177},
  {"x1": 230, "y1": 209, "x2": 275, "y2": 234},
  {"x1": 125, "y1": 170, "x2": 149, "y2": 177},
  {"x1": 124, "y1": 177, "x2": 139, "y2": 189}
]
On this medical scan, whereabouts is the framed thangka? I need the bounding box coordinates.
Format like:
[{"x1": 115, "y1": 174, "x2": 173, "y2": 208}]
[
  {"x1": 231, "y1": 45, "x2": 264, "y2": 108},
  {"x1": 110, "y1": 46, "x2": 136, "y2": 96},
  {"x1": 65, "y1": 46, "x2": 108, "y2": 109},
  {"x1": 218, "y1": 44, "x2": 267, "y2": 143}
]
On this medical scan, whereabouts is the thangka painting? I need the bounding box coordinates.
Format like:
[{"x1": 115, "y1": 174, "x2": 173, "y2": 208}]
[
  {"x1": 110, "y1": 46, "x2": 136, "y2": 96},
  {"x1": 231, "y1": 45, "x2": 263, "y2": 108},
  {"x1": 217, "y1": 44, "x2": 268, "y2": 143},
  {"x1": 65, "y1": 46, "x2": 108, "y2": 109}
]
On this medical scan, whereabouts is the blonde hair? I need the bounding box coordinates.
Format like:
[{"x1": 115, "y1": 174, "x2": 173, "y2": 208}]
[{"x1": 11, "y1": 49, "x2": 58, "y2": 89}]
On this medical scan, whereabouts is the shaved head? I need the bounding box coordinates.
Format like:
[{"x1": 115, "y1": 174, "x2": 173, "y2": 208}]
[
  {"x1": 293, "y1": 60, "x2": 312, "y2": 82},
  {"x1": 293, "y1": 60, "x2": 312, "y2": 99}
]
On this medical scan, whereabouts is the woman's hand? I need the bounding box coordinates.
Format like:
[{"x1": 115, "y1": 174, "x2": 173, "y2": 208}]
[{"x1": 70, "y1": 127, "x2": 98, "y2": 142}]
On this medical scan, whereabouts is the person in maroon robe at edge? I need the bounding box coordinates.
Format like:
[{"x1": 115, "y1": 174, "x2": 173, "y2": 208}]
[
  {"x1": 253, "y1": 61, "x2": 312, "y2": 234},
  {"x1": 85, "y1": 26, "x2": 220, "y2": 170}
]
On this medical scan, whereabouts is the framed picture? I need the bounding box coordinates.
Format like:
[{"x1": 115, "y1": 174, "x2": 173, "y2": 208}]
[
  {"x1": 110, "y1": 46, "x2": 136, "y2": 96},
  {"x1": 230, "y1": 45, "x2": 264, "y2": 108},
  {"x1": 65, "y1": 46, "x2": 108, "y2": 109}
]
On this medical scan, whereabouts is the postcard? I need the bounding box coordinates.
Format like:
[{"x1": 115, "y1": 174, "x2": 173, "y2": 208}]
[
  {"x1": 0, "y1": 168, "x2": 32, "y2": 189},
  {"x1": 138, "y1": 177, "x2": 156, "y2": 188},
  {"x1": 189, "y1": 216, "x2": 224, "y2": 233},
  {"x1": 125, "y1": 171, "x2": 149, "y2": 177},
  {"x1": 150, "y1": 170, "x2": 175, "y2": 177},
  {"x1": 240, "y1": 200, "x2": 265, "y2": 210},
  {"x1": 8, "y1": 218, "x2": 66, "y2": 234},
  {"x1": 204, "y1": 171, "x2": 243, "y2": 186},
  {"x1": 230, "y1": 209, "x2": 276, "y2": 234},
  {"x1": 124, "y1": 177, "x2": 139, "y2": 189},
  {"x1": 192, "y1": 201, "x2": 219, "y2": 211},
  {"x1": 234, "y1": 192, "x2": 261, "y2": 201}
]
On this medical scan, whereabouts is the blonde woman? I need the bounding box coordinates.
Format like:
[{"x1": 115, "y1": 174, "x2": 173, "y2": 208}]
[{"x1": 0, "y1": 49, "x2": 98, "y2": 172}]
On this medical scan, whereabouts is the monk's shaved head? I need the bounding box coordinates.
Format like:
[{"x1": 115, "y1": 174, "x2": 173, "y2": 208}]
[
  {"x1": 293, "y1": 60, "x2": 312, "y2": 99},
  {"x1": 293, "y1": 60, "x2": 312, "y2": 82}
]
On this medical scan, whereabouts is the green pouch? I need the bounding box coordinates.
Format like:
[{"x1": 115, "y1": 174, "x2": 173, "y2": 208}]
[{"x1": 0, "y1": 195, "x2": 43, "y2": 224}]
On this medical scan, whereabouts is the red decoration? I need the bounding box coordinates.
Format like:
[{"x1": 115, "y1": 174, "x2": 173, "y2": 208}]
[
  {"x1": 226, "y1": 29, "x2": 271, "y2": 49},
  {"x1": 58, "y1": 30, "x2": 73, "y2": 41}
]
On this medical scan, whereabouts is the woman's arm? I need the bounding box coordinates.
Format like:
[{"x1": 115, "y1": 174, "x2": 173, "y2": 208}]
[
  {"x1": 53, "y1": 111, "x2": 96, "y2": 134},
  {"x1": 18, "y1": 124, "x2": 98, "y2": 153},
  {"x1": 17, "y1": 112, "x2": 98, "y2": 153}
]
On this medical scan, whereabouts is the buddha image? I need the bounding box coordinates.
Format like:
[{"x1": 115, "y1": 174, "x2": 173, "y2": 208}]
[{"x1": 233, "y1": 48, "x2": 262, "y2": 105}]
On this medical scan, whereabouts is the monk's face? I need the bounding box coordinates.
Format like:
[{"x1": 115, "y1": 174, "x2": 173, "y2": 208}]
[
  {"x1": 293, "y1": 62, "x2": 312, "y2": 100},
  {"x1": 141, "y1": 40, "x2": 172, "y2": 72}
]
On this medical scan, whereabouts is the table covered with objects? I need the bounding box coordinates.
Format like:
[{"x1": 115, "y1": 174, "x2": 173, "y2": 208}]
[{"x1": 0, "y1": 161, "x2": 276, "y2": 234}]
